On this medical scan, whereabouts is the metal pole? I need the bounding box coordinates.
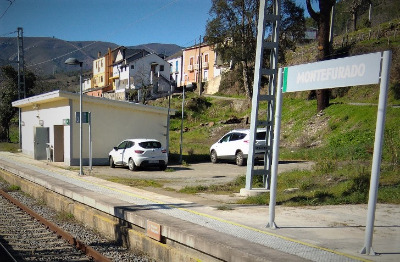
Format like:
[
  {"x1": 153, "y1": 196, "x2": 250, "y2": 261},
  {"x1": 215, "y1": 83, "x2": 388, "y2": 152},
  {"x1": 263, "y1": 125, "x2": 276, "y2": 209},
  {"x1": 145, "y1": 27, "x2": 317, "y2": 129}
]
[
  {"x1": 198, "y1": 36, "x2": 202, "y2": 96},
  {"x1": 79, "y1": 63, "x2": 83, "y2": 175},
  {"x1": 267, "y1": 68, "x2": 283, "y2": 229},
  {"x1": 17, "y1": 27, "x2": 26, "y2": 149},
  {"x1": 361, "y1": 50, "x2": 392, "y2": 255},
  {"x1": 179, "y1": 86, "x2": 185, "y2": 164},
  {"x1": 245, "y1": 0, "x2": 266, "y2": 190},
  {"x1": 89, "y1": 112, "x2": 92, "y2": 171},
  {"x1": 166, "y1": 86, "x2": 171, "y2": 153},
  {"x1": 329, "y1": 5, "x2": 335, "y2": 44}
]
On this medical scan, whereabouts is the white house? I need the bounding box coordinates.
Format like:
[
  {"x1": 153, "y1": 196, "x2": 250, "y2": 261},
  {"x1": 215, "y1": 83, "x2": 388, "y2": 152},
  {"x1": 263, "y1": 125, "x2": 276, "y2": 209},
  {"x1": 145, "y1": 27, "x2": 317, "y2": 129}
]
[
  {"x1": 112, "y1": 49, "x2": 171, "y2": 100},
  {"x1": 12, "y1": 90, "x2": 174, "y2": 166},
  {"x1": 166, "y1": 50, "x2": 183, "y2": 89}
]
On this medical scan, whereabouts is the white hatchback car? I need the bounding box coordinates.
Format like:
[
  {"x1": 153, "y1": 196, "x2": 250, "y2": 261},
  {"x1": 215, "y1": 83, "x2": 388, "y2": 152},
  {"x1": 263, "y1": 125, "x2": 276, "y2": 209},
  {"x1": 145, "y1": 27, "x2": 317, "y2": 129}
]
[
  {"x1": 109, "y1": 139, "x2": 168, "y2": 171},
  {"x1": 210, "y1": 129, "x2": 266, "y2": 166}
]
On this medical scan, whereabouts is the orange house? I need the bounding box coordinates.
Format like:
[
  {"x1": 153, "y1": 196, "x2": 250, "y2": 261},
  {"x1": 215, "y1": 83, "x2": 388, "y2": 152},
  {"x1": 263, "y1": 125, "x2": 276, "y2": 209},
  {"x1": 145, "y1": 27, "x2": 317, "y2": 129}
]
[
  {"x1": 86, "y1": 47, "x2": 121, "y2": 97},
  {"x1": 182, "y1": 43, "x2": 221, "y2": 89}
]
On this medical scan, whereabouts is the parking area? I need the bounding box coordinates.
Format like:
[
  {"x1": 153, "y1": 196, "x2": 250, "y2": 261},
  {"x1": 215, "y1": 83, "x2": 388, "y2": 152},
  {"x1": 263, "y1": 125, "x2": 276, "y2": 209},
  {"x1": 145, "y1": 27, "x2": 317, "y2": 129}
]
[
  {"x1": 85, "y1": 161, "x2": 314, "y2": 204},
  {"x1": 89, "y1": 161, "x2": 312, "y2": 188}
]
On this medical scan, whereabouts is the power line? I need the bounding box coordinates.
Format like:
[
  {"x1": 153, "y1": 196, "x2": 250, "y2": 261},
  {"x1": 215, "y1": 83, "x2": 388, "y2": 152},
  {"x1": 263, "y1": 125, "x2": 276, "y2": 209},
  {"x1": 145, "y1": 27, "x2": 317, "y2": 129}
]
[
  {"x1": 0, "y1": 30, "x2": 17, "y2": 37},
  {"x1": 0, "y1": 0, "x2": 15, "y2": 20},
  {"x1": 26, "y1": 41, "x2": 98, "y2": 68}
]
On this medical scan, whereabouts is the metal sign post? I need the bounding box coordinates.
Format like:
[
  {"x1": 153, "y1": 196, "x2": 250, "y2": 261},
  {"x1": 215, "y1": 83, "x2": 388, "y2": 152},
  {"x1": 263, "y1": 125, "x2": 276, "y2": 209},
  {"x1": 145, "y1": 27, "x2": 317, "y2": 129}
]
[
  {"x1": 361, "y1": 50, "x2": 392, "y2": 255},
  {"x1": 267, "y1": 68, "x2": 283, "y2": 229},
  {"x1": 88, "y1": 112, "x2": 92, "y2": 171},
  {"x1": 272, "y1": 51, "x2": 391, "y2": 256}
]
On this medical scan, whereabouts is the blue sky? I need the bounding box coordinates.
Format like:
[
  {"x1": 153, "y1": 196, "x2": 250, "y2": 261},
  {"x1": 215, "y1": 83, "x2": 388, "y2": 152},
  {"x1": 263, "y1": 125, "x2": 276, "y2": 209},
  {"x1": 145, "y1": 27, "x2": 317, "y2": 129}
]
[{"x1": 1, "y1": 0, "x2": 310, "y2": 48}]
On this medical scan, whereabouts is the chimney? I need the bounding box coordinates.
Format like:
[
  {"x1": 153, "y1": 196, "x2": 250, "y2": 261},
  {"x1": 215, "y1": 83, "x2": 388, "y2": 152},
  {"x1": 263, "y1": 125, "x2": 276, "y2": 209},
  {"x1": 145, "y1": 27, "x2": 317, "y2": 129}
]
[{"x1": 98, "y1": 52, "x2": 101, "y2": 58}]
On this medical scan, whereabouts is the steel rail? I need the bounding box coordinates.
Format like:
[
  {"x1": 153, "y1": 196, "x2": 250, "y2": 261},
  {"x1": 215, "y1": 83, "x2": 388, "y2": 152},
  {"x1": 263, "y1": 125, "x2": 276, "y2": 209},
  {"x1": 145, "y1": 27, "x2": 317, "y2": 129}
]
[{"x1": 0, "y1": 188, "x2": 112, "y2": 262}]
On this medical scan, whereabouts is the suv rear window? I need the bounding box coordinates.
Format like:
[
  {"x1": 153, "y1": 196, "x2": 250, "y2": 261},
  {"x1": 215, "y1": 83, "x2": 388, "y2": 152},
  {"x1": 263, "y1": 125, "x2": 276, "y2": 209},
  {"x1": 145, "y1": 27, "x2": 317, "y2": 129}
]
[
  {"x1": 139, "y1": 141, "x2": 161, "y2": 149},
  {"x1": 230, "y1": 133, "x2": 247, "y2": 141},
  {"x1": 256, "y1": 131, "x2": 266, "y2": 140}
]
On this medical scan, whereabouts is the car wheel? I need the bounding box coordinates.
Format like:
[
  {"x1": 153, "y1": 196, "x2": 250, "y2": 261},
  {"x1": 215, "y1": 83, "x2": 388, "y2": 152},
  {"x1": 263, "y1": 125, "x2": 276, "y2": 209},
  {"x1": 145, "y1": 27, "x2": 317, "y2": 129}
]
[
  {"x1": 128, "y1": 158, "x2": 137, "y2": 171},
  {"x1": 159, "y1": 163, "x2": 167, "y2": 171},
  {"x1": 235, "y1": 151, "x2": 245, "y2": 166},
  {"x1": 109, "y1": 156, "x2": 115, "y2": 168},
  {"x1": 210, "y1": 150, "x2": 218, "y2": 164}
]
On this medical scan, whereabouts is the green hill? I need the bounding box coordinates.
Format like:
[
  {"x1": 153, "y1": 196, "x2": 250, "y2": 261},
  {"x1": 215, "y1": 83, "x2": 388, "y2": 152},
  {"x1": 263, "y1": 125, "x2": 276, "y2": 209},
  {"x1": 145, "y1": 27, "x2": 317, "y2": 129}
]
[{"x1": 148, "y1": 18, "x2": 400, "y2": 205}]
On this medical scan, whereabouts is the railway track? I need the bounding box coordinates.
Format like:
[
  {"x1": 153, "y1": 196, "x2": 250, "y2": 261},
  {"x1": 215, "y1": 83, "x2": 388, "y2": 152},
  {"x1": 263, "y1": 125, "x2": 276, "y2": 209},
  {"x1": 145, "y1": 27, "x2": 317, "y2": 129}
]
[{"x1": 0, "y1": 188, "x2": 111, "y2": 262}]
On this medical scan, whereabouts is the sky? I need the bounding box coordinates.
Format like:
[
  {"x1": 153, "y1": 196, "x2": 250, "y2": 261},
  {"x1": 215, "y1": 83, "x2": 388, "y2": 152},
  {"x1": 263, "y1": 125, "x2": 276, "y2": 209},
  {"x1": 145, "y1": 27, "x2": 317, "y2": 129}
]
[{"x1": 1, "y1": 0, "x2": 311, "y2": 48}]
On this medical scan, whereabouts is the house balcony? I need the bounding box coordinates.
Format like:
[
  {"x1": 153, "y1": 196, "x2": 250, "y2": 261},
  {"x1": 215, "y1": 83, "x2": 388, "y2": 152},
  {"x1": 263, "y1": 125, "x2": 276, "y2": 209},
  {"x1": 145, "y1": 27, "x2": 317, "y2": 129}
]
[
  {"x1": 194, "y1": 64, "x2": 199, "y2": 70},
  {"x1": 188, "y1": 65, "x2": 193, "y2": 71},
  {"x1": 203, "y1": 62, "x2": 209, "y2": 68}
]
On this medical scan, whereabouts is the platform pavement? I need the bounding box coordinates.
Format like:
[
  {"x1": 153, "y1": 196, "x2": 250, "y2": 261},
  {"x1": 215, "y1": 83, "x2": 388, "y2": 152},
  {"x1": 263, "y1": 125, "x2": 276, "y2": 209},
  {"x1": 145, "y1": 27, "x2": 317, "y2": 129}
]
[{"x1": 0, "y1": 151, "x2": 399, "y2": 262}]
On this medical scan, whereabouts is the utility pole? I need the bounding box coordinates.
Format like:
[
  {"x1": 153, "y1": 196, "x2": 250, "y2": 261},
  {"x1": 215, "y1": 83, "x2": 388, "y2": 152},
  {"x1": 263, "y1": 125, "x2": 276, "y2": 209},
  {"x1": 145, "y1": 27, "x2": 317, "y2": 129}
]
[
  {"x1": 244, "y1": 0, "x2": 280, "y2": 192},
  {"x1": 17, "y1": 27, "x2": 26, "y2": 149},
  {"x1": 197, "y1": 35, "x2": 202, "y2": 96}
]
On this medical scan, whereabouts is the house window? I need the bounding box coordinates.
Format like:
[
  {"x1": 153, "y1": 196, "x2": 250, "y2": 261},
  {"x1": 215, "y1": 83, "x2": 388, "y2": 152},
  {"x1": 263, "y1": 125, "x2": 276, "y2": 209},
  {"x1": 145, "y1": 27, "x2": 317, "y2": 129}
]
[
  {"x1": 204, "y1": 70, "x2": 208, "y2": 81},
  {"x1": 189, "y1": 57, "x2": 193, "y2": 65},
  {"x1": 131, "y1": 65, "x2": 134, "y2": 69},
  {"x1": 204, "y1": 53, "x2": 209, "y2": 63},
  {"x1": 160, "y1": 65, "x2": 164, "y2": 71},
  {"x1": 175, "y1": 61, "x2": 178, "y2": 72}
]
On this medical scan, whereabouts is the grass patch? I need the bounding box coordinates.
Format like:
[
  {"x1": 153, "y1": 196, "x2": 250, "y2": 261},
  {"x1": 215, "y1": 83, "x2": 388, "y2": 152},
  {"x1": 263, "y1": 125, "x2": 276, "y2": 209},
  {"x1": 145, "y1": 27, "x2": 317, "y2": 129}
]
[
  {"x1": 94, "y1": 175, "x2": 164, "y2": 188},
  {"x1": 54, "y1": 211, "x2": 75, "y2": 222},
  {"x1": 0, "y1": 142, "x2": 19, "y2": 153},
  {"x1": 175, "y1": 160, "x2": 399, "y2": 206},
  {"x1": 6, "y1": 184, "x2": 21, "y2": 192},
  {"x1": 216, "y1": 205, "x2": 234, "y2": 211}
]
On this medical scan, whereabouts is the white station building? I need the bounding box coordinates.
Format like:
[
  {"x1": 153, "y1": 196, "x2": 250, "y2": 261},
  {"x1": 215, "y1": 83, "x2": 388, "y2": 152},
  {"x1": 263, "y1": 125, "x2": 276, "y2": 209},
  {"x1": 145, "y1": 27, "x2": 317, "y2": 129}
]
[{"x1": 12, "y1": 90, "x2": 174, "y2": 166}]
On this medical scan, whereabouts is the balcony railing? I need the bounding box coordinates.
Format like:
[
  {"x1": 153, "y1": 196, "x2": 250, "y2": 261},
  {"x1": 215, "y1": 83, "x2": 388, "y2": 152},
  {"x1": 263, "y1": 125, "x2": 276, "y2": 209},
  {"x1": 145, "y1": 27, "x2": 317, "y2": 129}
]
[{"x1": 188, "y1": 65, "x2": 193, "y2": 71}]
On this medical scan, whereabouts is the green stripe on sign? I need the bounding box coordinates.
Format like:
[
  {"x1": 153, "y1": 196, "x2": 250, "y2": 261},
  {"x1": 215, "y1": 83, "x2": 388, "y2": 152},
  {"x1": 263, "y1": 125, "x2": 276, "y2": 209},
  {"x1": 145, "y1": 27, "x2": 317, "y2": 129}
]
[{"x1": 283, "y1": 67, "x2": 288, "y2": 92}]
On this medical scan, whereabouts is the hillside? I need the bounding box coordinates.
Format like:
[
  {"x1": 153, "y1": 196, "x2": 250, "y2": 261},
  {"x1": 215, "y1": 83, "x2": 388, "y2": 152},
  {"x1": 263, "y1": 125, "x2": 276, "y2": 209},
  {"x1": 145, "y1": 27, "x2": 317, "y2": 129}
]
[
  {"x1": 0, "y1": 37, "x2": 182, "y2": 76},
  {"x1": 145, "y1": 16, "x2": 400, "y2": 205},
  {"x1": 129, "y1": 43, "x2": 183, "y2": 57}
]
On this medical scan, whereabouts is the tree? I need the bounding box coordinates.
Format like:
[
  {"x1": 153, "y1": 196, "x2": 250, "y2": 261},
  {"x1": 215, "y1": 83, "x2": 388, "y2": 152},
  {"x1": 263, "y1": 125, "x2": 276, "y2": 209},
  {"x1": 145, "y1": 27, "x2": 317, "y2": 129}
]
[
  {"x1": 306, "y1": 0, "x2": 336, "y2": 112},
  {"x1": 348, "y1": 0, "x2": 371, "y2": 31},
  {"x1": 205, "y1": 0, "x2": 305, "y2": 100},
  {"x1": 0, "y1": 65, "x2": 36, "y2": 142},
  {"x1": 0, "y1": 66, "x2": 19, "y2": 141}
]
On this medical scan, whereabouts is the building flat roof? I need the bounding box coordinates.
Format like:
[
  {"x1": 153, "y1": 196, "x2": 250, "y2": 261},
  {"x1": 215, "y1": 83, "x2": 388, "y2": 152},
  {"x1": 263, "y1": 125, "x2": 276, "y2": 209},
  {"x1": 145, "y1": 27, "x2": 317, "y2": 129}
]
[{"x1": 12, "y1": 90, "x2": 175, "y2": 115}]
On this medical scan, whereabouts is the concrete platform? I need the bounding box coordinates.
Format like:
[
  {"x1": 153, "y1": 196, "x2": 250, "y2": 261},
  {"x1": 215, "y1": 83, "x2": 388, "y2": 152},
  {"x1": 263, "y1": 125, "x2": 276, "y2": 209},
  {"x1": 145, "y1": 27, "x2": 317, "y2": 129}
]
[{"x1": 0, "y1": 152, "x2": 399, "y2": 262}]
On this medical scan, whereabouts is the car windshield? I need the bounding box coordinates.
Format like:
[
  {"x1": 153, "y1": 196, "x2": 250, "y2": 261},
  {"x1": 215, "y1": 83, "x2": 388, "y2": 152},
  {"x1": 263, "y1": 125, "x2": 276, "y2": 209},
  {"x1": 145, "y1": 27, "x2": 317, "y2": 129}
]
[{"x1": 139, "y1": 141, "x2": 161, "y2": 149}]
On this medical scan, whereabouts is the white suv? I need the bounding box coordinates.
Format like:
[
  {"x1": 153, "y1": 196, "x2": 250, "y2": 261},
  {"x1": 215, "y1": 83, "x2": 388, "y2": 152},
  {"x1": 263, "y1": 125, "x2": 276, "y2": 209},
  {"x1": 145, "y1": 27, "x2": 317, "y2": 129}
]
[
  {"x1": 109, "y1": 139, "x2": 168, "y2": 171},
  {"x1": 210, "y1": 129, "x2": 266, "y2": 166}
]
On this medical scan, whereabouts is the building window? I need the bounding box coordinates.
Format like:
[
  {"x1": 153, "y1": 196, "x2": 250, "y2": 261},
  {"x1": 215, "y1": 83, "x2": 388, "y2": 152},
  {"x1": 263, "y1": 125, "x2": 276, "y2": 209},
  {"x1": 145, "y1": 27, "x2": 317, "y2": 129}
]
[
  {"x1": 189, "y1": 57, "x2": 193, "y2": 65},
  {"x1": 204, "y1": 70, "x2": 208, "y2": 81},
  {"x1": 204, "y1": 53, "x2": 209, "y2": 63},
  {"x1": 131, "y1": 65, "x2": 134, "y2": 70},
  {"x1": 175, "y1": 61, "x2": 178, "y2": 72},
  {"x1": 160, "y1": 65, "x2": 164, "y2": 71}
]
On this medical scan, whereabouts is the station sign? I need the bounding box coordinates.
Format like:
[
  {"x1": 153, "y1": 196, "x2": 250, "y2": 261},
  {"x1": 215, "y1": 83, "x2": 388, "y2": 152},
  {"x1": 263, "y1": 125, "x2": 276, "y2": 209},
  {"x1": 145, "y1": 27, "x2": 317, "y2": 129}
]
[
  {"x1": 283, "y1": 52, "x2": 382, "y2": 93},
  {"x1": 147, "y1": 220, "x2": 161, "y2": 241}
]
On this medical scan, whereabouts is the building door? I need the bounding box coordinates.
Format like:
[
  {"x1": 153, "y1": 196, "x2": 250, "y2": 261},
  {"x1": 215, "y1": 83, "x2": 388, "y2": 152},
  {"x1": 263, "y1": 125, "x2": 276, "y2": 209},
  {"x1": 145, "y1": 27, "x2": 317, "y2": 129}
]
[
  {"x1": 53, "y1": 125, "x2": 64, "y2": 162},
  {"x1": 34, "y1": 127, "x2": 49, "y2": 160}
]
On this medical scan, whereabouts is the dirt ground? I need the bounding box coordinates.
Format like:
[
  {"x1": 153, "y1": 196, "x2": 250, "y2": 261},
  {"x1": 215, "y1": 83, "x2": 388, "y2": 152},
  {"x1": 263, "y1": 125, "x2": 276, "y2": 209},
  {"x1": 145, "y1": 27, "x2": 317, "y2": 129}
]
[{"x1": 87, "y1": 161, "x2": 314, "y2": 205}]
